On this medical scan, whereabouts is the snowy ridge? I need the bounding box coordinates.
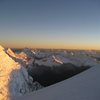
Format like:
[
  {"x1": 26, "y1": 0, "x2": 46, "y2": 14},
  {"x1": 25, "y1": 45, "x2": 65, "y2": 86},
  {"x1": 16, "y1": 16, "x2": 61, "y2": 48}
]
[
  {"x1": 0, "y1": 45, "x2": 4, "y2": 51},
  {"x1": 15, "y1": 66, "x2": 100, "y2": 100},
  {"x1": 0, "y1": 46, "x2": 100, "y2": 100},
  {"x1": 52, "y1": 55, "x2": 63, "y2": 64},
  {"x1": 6, "y1": 48, "x2": 16, "y2": 58},
  {"x1": 0, "y1": 46, "x2": 42, "y2": 100}
]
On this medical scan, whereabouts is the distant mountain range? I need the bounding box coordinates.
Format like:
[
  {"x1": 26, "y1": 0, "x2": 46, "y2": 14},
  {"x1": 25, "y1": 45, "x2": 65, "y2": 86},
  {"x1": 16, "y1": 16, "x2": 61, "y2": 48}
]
[{"x1": 0, "y1": 45, "x2": 100, "y2": 100}]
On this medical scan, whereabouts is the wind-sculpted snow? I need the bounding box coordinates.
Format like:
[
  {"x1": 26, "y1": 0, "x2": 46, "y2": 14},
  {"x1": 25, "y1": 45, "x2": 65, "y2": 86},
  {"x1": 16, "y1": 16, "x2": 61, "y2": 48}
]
[
  {"x1": 15, "y1": 65, "x2": 100, "y2": 100},
  {"x1": 0, "y1": 46, "x2": 42, "y2": 100},
  {"x1": 5, "y1": 47, "x2": 100, "y2": 100}
]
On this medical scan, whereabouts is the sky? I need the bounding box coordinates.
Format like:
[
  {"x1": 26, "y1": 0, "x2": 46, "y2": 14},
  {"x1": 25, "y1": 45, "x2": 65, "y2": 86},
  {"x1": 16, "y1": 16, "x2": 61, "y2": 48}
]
[{"x1": 0, "y1": 0, "x2": 100, "y2": 49}]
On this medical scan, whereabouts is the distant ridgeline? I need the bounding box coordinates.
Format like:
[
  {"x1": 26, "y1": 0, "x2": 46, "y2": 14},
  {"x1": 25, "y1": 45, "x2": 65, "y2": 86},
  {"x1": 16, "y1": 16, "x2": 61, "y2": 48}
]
[{"x1": 11, "y1": 48, "x2": 23, "y2": 53}]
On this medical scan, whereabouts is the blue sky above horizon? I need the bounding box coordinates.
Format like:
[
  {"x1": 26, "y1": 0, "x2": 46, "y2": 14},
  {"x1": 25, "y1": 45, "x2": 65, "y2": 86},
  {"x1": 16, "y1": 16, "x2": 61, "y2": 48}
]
[{"x1": 0, "y1": 0, "x2": 100, "y2": 49}]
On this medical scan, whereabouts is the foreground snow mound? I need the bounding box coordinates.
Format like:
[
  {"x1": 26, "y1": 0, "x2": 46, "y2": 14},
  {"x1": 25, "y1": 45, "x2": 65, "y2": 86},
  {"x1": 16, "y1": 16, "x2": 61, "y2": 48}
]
[
  {"x1": 0, "y1": 45, "x2": 42, "y2": 100},
  {"x1": 15, "y1": 66, "x2": 100, "y2": 100}
]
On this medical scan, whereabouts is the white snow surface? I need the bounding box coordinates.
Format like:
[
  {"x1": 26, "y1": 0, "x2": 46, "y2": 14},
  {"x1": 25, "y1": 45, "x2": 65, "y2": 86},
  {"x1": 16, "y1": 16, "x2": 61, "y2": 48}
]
[
  {"x1": 1, "y1": 46, "x2": 100, "y2": 100},
  {"x1": 15, "y1": 66, "x2": 100, "y2": 100},
  {"x1": 0, "y1": 46, "x2": 42, "y2": 100},
  {"x1": 6, "y1": 48, "x2": 16, "y2": 58}
]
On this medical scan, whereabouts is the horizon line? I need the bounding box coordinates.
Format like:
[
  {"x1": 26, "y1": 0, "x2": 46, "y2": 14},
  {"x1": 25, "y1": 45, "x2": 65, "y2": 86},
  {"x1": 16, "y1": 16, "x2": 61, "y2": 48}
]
[
  {"x1": 1, "y1": 44, "x2": 100, "y2": 51},
  {"x1": 5, "y1": 47, "x2": 100, "y2": 51}
]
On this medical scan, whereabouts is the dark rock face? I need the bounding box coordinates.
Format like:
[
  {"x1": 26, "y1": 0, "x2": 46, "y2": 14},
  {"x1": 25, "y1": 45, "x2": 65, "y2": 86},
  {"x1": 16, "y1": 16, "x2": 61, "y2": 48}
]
[{"x1": 29, "y1": 63, "x2": 90, "y2": 86}]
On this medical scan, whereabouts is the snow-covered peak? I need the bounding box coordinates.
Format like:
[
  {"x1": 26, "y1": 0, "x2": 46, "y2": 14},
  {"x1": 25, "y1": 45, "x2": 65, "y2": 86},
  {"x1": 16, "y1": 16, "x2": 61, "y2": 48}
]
[
  {"x1": 15, "y1": 52, "x2": 27, "y2": 60},
  {"x1": 15, "y1": 66, "x2": 100, "y2": 100},
  {"x1": 0, "y1": 45, "x2": 4, "y2": 51},
  {"x1": 6, "y1": 48, "x2": 16, "y2": 58},
  {"x1": 52, "y1": 55, "x2": 63, "y2": 64},
  {"x1": 0, "y1": 46, "x2": 42, "y2": 100}
]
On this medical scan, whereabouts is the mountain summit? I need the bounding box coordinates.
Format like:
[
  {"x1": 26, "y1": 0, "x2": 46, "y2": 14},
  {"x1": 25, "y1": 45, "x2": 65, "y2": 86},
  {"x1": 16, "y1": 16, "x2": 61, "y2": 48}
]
[{"x1": 0, "y1": 45, "x2": 41, "y2": 100}]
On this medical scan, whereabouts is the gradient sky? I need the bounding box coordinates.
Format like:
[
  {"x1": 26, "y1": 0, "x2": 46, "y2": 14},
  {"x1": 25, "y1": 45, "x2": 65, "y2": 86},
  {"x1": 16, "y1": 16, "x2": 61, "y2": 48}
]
[{"x1": 0, "y1": 0, "x2": 100, "y2": 49}]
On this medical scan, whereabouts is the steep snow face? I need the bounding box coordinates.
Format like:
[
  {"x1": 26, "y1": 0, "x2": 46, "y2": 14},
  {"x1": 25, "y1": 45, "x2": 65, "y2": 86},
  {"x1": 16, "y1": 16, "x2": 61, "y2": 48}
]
[
  {"x1": 0, "y1": 46, "x2": 42, "y2": 100},
  {"x1": 15, "y1": 66, "x2": 100, "y2": 100},
  {"x1": 6, "y1": 48, "x2": 16, "y2": 58},
  {"x1": 52, "y1": 55, "x2": 71, "y2": 64},
  {"x1": 0, "y1": 45, "x2": 4, "y2": 51},
  {"x1": 15, "y1": 52, "x2": 27, "y2": 60},
  {"x1": 52, "y1": 55, "x2": 63, "y2": 64}
]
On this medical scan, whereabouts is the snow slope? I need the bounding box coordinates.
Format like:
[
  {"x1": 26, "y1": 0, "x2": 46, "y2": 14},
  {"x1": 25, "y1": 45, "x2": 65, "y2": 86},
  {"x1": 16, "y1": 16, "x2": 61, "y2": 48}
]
[
  {"x1": 15, "y1": 66, "x2": 100, "y2": 100},
  {"x1": 0, "y1": 46, "x2": 42, "y2": 100}
]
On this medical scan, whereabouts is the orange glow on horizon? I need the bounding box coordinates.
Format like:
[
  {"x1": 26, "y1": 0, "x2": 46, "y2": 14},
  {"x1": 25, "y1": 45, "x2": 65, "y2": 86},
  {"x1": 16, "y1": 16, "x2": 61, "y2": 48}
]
[{"x1": 2, "y1": 42, "x2": 100, "y2": 50}]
